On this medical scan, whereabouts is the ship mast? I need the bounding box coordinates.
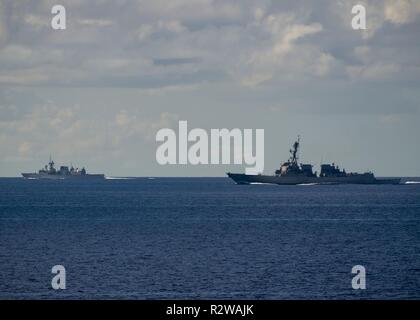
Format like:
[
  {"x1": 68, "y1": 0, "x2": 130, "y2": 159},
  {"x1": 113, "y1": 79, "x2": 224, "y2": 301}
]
[
  {"x1": 48, "y1": 155, "x2": 55, "y2": 171},
  {"x1": 289, "y1": 135, "x2": 300, "y2": 165}
]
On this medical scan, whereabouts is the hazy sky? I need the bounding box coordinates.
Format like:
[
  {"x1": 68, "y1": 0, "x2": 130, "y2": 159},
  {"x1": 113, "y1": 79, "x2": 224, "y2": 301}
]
[{"x1": 0, "y1": 0, "x2": 419, "y2": 177}]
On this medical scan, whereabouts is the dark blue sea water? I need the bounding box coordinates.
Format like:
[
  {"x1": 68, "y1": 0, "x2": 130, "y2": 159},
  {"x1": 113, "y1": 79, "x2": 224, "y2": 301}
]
[{"x1": 0, "y1": 177, "x2": 419, "y2": 299}]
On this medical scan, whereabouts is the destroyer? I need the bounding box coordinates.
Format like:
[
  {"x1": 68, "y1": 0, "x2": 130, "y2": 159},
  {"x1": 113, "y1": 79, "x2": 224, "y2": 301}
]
[
  {"x1": 22, "y1": 157, "x2": 104, "y2": 180},
  {"x1": 227, "y1": 137, "x2": 400, "y2": 185}
]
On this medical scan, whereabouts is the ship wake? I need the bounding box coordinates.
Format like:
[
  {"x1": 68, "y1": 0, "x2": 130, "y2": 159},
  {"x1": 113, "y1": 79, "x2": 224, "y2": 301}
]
[
  {"x1": 105, "y1": 176, "x2": 136, "y2": 180},
  {"x1": 405, "y1": 181, "x2": 420, "y2": 184},
  {"x1": 249, "y1": 182, "x2": 275, "y2": 185}
]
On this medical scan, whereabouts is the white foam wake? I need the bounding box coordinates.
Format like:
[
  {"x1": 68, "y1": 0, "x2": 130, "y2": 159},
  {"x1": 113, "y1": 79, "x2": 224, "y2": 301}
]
[
  {"x1": 249, "y1": 182, "x2": 274, "y2": 185},
  {"x1": 105, "y1": 176, "x2": 135, "y2": 180},
  {"x1": 405, "y1": 181, "x2": 420, "y2": 184}
]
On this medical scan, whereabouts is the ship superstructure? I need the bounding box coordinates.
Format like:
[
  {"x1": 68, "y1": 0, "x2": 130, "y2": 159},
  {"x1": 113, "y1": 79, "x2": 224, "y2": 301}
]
[{"x1": 22, "y1": 157, "x2": 104, "y2": 180}]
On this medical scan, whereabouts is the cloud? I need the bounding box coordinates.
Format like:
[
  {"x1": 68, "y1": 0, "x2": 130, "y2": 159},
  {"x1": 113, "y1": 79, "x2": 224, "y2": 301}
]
[
  {"x1": 328, "y1": 0, "x2": 420, "y2": 40},
  {"x1": 18, "y1": 141, "x2": 32, "y2": 156},
  {"x1": 384, "y1": 0, "x2": 420, "y2": 24},
  {"x1": 77, "y1": 19, "x2": 115, "y2": 27},
  {"x1": 378, "y1": 114, "x2": 403, "y2": 124},
  {"x1": 0, "y1": 0, "x2": 418, "y2": 176},
  {"x1": 137, "y1": 20, "x2": 186, "y2": 41},
  {"x1": 114, "y1": 110, "x2": 179, "y2": 142},
  {"x1": 240, "y1": 73, "x2": 273, "y2": 87},
  {"x1": 0, "y1": 89, "x2": 180, "y2": 164},
  {"x1": 0, "y1": 1, "x2": 8, "y2": 46},
  {"x1": 346, "y1": 63, "x2": 399, "y2": 80},
  {"x1": 24, "y1": 14, "x2": 49, "y2": 29},
  {"x1": 0, "y1": 0, "x2": 418, "y2": 89},
  {"x1": 235, "y1": 12, "x2": 327, "y2": 86},
  {"x1": 134, "y1": 0, "x2": 243, "y2": 23}
]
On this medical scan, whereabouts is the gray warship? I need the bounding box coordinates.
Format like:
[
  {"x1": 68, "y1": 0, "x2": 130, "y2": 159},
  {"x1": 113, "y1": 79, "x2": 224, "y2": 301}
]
[
  {"x1": 22, "y1": 157, "x2": 105, "y2": 180},
  {"x1": 227, "y1": 137, "x2": 400, "y2": 185}
]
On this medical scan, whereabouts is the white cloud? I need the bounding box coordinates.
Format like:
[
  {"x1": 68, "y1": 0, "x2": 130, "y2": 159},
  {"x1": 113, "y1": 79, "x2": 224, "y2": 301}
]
[
  {"x1": 331, "y1": 0, "x2": 420, "y2": 39},
  {"x1": 0, "y1": 0, "x2": 418, "y2": 89},
  {"x1": 114, "y1": 110, "x2": 179, "y2": 142},
  {"x1": 0, "y1": 96, "x2": 179, "y2": 164},
  {"x1": 234, "y1": 12, "x2": 327, "y2": 86},
  {"x1": 384, "y1": 0, "x2": 420, "y2": 24},
  {"x1": 24, "y1": 14, "x2": 49, "y2": 29},
  {"x1": 241, "y1": 73, "x2": 273, "y2": 87},
  {"x1": 137, "y1": 20, "x2": 186, "y2": 41},
  {"x1": 273, "y1": 23, "x2": 323, "y2": 55},
  {"x1": 18, "y1": 141, "x2": 32, "y2": 156}
]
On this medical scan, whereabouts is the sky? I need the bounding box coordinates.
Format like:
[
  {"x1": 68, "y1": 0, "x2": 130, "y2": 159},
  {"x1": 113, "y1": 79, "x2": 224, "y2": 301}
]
[{"x1": 0, "y1": 0, "x2": 419, "y2": 177}]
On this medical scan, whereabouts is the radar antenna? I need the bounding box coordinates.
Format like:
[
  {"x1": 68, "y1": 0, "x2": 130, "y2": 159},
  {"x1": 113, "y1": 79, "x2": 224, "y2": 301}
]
[
  {"x1": 48, "y1": 154, "x2": 55, "y2": 170},
  {"x1": 289, "y1": 136, "x2": 300, "y2": 165}
]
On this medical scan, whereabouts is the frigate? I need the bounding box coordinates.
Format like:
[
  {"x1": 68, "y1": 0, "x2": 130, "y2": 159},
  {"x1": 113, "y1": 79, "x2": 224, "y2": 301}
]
[
  {"x1": 227, "y1": 137, "x2": 400, "y2": 185},
  {"x1": 22, "y1": 157, "x2": 104, "y2": 180}
]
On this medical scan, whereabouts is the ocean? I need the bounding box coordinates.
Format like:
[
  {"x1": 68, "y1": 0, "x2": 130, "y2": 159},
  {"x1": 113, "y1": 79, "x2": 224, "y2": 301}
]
[{"x1": 0, "y1": 177, "x2": 419, "y2": 299}]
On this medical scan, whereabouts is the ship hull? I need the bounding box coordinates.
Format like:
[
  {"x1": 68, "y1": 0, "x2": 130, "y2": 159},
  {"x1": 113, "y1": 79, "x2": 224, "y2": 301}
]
[
  {"x1": 22, "y1": 173, "x2": 105, "y2": 180},
  {"x1": 227, "y1": 173, "x2": 401, "y2": 185}
]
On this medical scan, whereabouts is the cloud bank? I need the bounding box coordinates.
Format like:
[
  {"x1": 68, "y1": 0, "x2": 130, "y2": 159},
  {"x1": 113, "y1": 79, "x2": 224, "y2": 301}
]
[{"x1": 0, "y1": 0, "x2": 419, "y2": 176}]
